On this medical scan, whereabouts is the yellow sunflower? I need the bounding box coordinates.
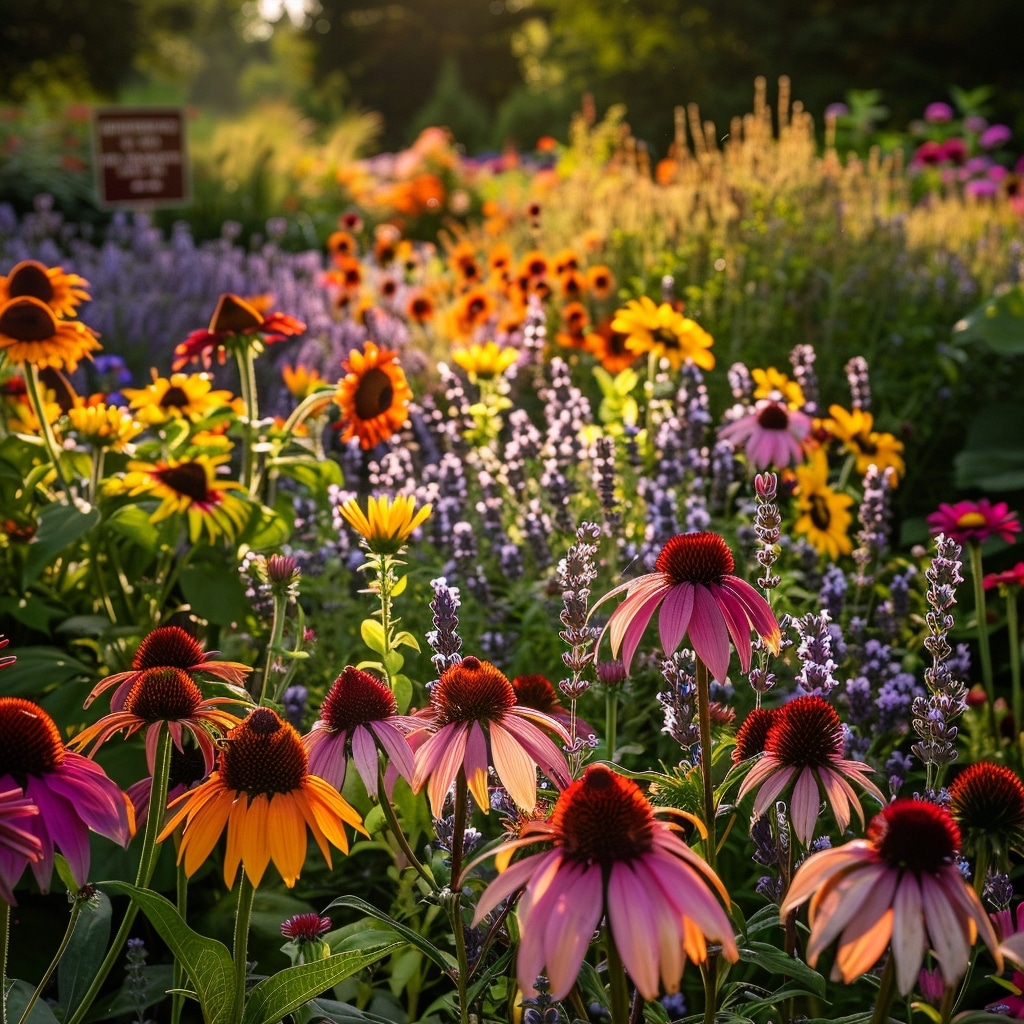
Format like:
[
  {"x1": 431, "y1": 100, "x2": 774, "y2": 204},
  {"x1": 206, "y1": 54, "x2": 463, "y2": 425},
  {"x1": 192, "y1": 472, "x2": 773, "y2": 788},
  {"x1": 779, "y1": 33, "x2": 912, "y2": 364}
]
[
  {"x1": 452, "y1": 341, "x2": 518, "y2": 381},
  {"x1": 825, "y1": 405, "x2": 906, "y2": 481},
  {"x1": 334, "y1": 341, "x2": 413, "y2": 450},
  {"x1": 122, "y1": 371, "x2": 237, "y2": 425},
  {"x1": 752, "y1": 367, "x2": 804, "y2": 408},
  {"x1": 66, "y1": 402, "x2": 142, "y2": 452},
  {"x1": 793, "y1": 449, "x2": 855, "y2": 560},
  {"x1": 0, "y1": 260, "x2": 91, "y2": 318},
  {"x1": 610, "y1": 296, "x2": 715, "y2": 371},
  {"x1": 338, "y1": 494, "x2": 432, "y2": 555},
  {"x1": 123, "y1": 453, "x2": 251, "y2": 543},
  {"x1": 158, "y1": 707, "x2": 365, "y2": 889},
  {"x1": 0, "y1": 296, "x2": 101, "y2": 372}
]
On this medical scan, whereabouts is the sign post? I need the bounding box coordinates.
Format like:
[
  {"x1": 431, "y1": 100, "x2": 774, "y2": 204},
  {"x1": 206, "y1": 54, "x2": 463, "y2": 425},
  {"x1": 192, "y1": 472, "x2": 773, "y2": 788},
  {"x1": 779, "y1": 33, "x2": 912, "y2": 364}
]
[{"x1": 93, "y1": 107, "x2": 190, "y2": 208}]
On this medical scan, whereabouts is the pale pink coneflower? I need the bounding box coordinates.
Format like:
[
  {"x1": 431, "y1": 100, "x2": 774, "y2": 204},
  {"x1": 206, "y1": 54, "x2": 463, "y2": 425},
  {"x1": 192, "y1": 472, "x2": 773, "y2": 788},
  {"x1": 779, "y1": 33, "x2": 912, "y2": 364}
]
[
  {"x1": 736, "y1": 695, "x2": 885, "y2": 845},
  {"x1": 472, "y1": 763, "x2": 738, "y2": 1000},
  {"x1": 303, "y1": 666, "x2": 420, "y2": 796},
  {"x1": 781, "y1": 798, "x2": 1001, "y2": 996},
  {"x1": 592, "y1": 531, "x2": 781, "y2": 681},
  {"x1": 718, "y1": 398, "x2": 811, "y2": 470},
  {"x1": 412, "y1": 657, "x2": 571, "y2": 815}
]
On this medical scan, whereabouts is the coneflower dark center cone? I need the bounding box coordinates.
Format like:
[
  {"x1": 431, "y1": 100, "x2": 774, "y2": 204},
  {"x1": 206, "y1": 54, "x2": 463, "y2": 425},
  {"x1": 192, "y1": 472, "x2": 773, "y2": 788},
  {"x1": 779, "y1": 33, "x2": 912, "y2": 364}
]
[
  {"x1": 733, "y1": 706, "x2": 780, "y2": 763},
  {"x1": 756, "y1": 403, "x2": 790, "y2": 430},
  {"x1": 132, "y1": 626, "x2": 206, "y2": 671},
  {"x1": 868, "y1": 799, "x2": 960, "y2": 874},
  {"x1": 0, "y1": 697, "x2": 65, "y2": 780},
  {"x1": 949, "y1": 761, "x2": 1024, "y2": 840},
  {"x1": 431, "y1": 656, "x2": 516, "y2": 726},
  {"x1": 354, "y1": 368, "x2": 394, "y2": 419},
  {"x1": 655, "y1": 531, "x2": 734, "y2": 586},
  {"x1": 511, "y1": 675, "x2": 561, "y2": 714},
  {"x1": 160, "y1": 386, "x2": 191, "y2": 409},
  {"x1": 554, "y1": 765, "x2": 655, "y2": 868},
  {"x1": 124, "y1": 667, "x2": 203, "y2": 722},
  {"x1": 320, "y1": 667, "x2": 396, "y2": 731},
  {"x1": 764, "y1": 696, "x2": 843, "y2": 767},
  {"x1": 220, "y1": 709, "x2": 307, "y2": 796}
]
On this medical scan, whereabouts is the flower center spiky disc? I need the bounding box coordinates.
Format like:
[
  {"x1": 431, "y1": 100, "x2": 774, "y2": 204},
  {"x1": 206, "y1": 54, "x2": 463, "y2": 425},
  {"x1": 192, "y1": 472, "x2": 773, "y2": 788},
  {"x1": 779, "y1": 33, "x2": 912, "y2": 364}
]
[
  {"x1": 949, "y1": 761, "x2": 1024, "y2": 847},
  {"x1": 160, "y1": 386, "x2": 191, "y2": 409},
  {"x1": 220, "y1": 708, "x2": 307, "y2": 797},
  {"x1": 431, "y1": 657, "x2": 516, "y2": 726},
  {"x1": 132, "y1": 626, "x2": 206, "y2": 671},
  {"x1": 319, "y1": 667, "x2": 396, "y2": 732},
  {"x1": 156, "y1": 462, "x2": 212, "y2": 503},
  {"x1": 553, "y1": 764, "x2": 655, "y2": 868},
  {"x1": 756, "y1": 402, "x2": 790, "y2": 430},
  {"x1": 732, "y1": 706, "x2": 780, "y2": 763},
  {"x1": 354, "y1": 368, "x2": 395, "y2": 419},
  {"x1": 123, "y1": 667, "x2": 204, "y2": 722},
  {"x1": 655, "y1": 531, "x2": 735, "y2": 585},
  {"x1": 868, "y1": 798, "x2": 960, "y2": 874},
  {"x1": 511, "y1": 674, "x2": 561, "y2": 714},
  {"x1": 763, "y1": 695, "x2": 843, "y2": 767},
  {"x1": 0, "y1": 697, "x2": 65, "y2": 780}
]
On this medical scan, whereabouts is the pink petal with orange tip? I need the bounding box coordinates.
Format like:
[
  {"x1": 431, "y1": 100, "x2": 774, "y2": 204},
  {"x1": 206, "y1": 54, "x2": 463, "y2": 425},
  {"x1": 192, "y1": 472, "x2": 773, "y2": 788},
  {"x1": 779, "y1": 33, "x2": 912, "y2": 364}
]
[
  {"x1": 657, "y1": 583, "x2": 695, "y2": 659},
  {"x1": 687, "y1": 585, "x2": 732, "y2": 682}
]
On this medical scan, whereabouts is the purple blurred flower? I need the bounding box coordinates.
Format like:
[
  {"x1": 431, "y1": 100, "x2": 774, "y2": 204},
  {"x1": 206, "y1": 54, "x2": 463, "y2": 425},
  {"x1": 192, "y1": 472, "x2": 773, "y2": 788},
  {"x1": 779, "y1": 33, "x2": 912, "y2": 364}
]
[
  {"x1": 981, "y1": 124, "x2": 1013, "y2": 149},
  {"x1": 924, "y1": 102, "x2": 954, "y2": 123}
]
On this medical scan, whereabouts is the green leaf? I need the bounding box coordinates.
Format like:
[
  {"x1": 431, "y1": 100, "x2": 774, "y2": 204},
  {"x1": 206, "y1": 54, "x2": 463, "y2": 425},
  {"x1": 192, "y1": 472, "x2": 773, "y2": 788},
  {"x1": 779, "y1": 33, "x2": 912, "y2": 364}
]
[
  {"x1": 392, "y1": 673, "x2": 413, "y2": 715},
  {"x1": 0, "y1": 644, "x2": 92, "y2": 696},
  {"x1": 104, "y1": 503, "x2": 161, "y2": 552},
  {"x1": 954, "y1": 402, "x2": 1024, "y2": 492},
  {"x1": 324, "y1": 895, "x2": 456, "y2": 974},
  {"x1": 360, "y1": 619, "x2": 387, "y2": 656},
  {"x1": 392, "y1": 630, "x2": 421, "y2": 652},
  {"x1": 60, "y1": 892, "x2": 113, "y2": 1016},
  {"x1": 737, "y1": 942, "x2": 826, "y2": 997},
  {"x1": 953, "y1": 283, "x2": 1024, "y2": 355},
  {"x1": 180, "y1": 564, "x2": 249, "y2": 626},
  {"x1": 240, "y1": 942, "x2": 403, "y2": 1024},
  {"x1": 22, "y1": 502, "x2": 101, "y2": 588},
  {"x1": 99, "y1": 881, "x2": 237, "y2": 1024},
  {"x1": 299, "y1": 997, "x2": 405, "y2": 1024},
  {"x1": 4, "y1": 980, "x2": 61, "y2": 1023},
  {"x1": 239, "y1": 504, "x2": 290, "y2": 550}
]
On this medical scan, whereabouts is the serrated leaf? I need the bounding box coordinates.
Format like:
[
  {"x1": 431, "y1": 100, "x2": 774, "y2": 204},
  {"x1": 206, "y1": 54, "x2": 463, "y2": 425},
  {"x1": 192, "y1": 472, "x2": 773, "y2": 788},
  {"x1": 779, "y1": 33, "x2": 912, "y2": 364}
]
[
  {"x1": 60, "y1": 892, "x2": 113, "y2": 1016},
  {"x1": 100, "y1": 881, "x2": 236, "y2": 1024},
  {"x1": 360, "y1": 619, "x2": 387, "y2": 656},
  {"x1": 240, "y1": 942, "x2": 403, "y2": 1024},
  {"x1": 23, "y1": 502, "x2": 101, "y2": 588}
]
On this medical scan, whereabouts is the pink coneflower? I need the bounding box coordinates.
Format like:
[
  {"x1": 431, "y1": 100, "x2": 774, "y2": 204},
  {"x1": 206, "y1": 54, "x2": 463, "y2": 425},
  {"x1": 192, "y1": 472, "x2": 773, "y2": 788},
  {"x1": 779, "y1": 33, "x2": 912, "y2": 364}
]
[
  {"x1": 718, "y1": 399, "x2": 811, "y2": 470},
  {"x1": 0, "y1": 697, "x2": 132, "y2": 895},
  {"x1": 303, "y1": 666, "x2": 420, "y2": 795},
  {"x1": 281, "y1": 912, "x2": 332, "y2": 941},
  {"x1": 71, "y1": 666, "x2": 245, "y2": 774},
  {"x1": 781, "y1": 798, "x2": 1001, "y2": 995},
  {"x1": 927, "y1": 499, "x2": 1021, "y2": 546},
  {"x1": 984, "y1": 562, "x2": 1024, "y2": 591},
  {"x1": 87, "y1": 625, "x2": 252, "y2": 710},
  {"x1": 949, "y1": 760, "x2": 1024, "y2": 865},
  {"x1": 736, "y1": 696, "x2": 884, "y2": 845},
  {"x1": 412, "y1": 657, "x2": 571, "y2": 815},
  {"x1": 472, "y1": 764, "x2": 738, "y2": 1000},
  {"x1": 593, "y1": 532, "x2": 781, "y2": 681},
  {"x1": 0, "y1": 788, "x2": 43, "y2": 904}
]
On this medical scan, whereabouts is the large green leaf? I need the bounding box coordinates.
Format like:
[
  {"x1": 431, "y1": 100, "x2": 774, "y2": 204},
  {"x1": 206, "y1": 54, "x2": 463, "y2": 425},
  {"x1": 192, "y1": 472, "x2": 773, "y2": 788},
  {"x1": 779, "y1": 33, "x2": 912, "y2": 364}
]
[
  {"x1": 4, "y1": 980, "x2": 61, "y2": 1023},
  {"x1": 22, "y1": 503, "x2": 101, "y2": 588},
  {"x1": 60, "y1": 892, "x2": 113, "y2": 1017},
  {"x1": 179, "y1": 563, "x2": 249, "y2": 626},
  {"x1": 954, "y1": 402, "x2": 1024, "y2": 492},
  {"x1": 0, "y1": 644, "x2": 92, "y2": 696},
  {"x1": 953, "y1": 283, "x2": 1024, "y2": 355},
  {"x1": 737, "y1": 941, "x2": 826, "y2": 997},
  {"x1": 240, "y1": 941, "x2": 403, "y2": 1024},
  {"x1": 104, "y1": 503, "x2": 161, "y2": 553},
  {"x1": 100, "y1": 881, "x2": 236, "y2": 1024}
]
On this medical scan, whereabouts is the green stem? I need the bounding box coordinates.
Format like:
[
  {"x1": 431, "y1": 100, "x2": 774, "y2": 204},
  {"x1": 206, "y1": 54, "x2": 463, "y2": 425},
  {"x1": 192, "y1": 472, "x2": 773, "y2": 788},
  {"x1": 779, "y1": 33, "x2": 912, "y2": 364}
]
[
  {"x1": 279, "y1": 388, "x2": 336, "y2": 438},
  {"x1": 232, "y1": 874, "x2": 256, "y2": 1014},
  {"x1": 968, "y1": 543, "x2": 998, "y2": 741},
  {"x1": 869, "y1": 955, "x2": 897, "y2": 1024},
  {"x1": 450, "y1": 774, "x2": 470, "y2": 1024},
  {"x1": 64, "y1": 729, "x2": 174, "y2": 1024},
  {"x1": 606, "y1": 934, "x2": 631, "y2": 1024},
  {"x1": 700, "y1": 954, "x2": 718, "y2": 1024},
  {"x1": 256, "y1": 594, "x2": 287, "y2": 705},
  {"x1": 171, "y1": 861, "x2": 188, "y2": 1024},
  {"x1": 376, "y1": 772, "x2": 434, "y2": 887},
  {"x1": 234, "y1": 349, "x2": 260, "y2": 495},
  {"x1": 1, "y1": 900, "x2": 9, "y2": 1024},
  {"x1": 973, "y1": 846, "x2": 990, "y2": 898},
  {"x1": 938, "y1": 984, "x2": 956, "y2": 1024},
  {"x1": 16, "y1": 901, "x2": 84, "y2": 1024},
  {"x1": 1008, "y1": 594, "x2": 1021, "y2": 750},
  {"x1": 604, "y1": 686, "x2": 618, "y2": 761},
  {"x1": 23, "y1": 361, "x2": 69, "y2": 495},
  {"x1": 695, "y1": 657, "x2": 718, "y2": 873},
  {"x1": 88, "y1": 448, "x2": 105, "y2": 507}
]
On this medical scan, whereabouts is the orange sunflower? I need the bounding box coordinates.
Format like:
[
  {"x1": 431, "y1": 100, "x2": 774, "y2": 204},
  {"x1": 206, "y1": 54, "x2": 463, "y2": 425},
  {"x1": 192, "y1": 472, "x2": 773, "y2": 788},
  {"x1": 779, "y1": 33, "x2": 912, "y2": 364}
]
[
  {"x1": 334, "y1": 341, "x2": 413, "y2": 449},
  {"x1": 158, "y1": 707, "x2": 365, "y2": 888},
  {"x1": 0, "y1": 260, "x2": 91, "y2": 318},
  {"x1": 0, "y1": 296, "x2": 101, "y2": 372}
]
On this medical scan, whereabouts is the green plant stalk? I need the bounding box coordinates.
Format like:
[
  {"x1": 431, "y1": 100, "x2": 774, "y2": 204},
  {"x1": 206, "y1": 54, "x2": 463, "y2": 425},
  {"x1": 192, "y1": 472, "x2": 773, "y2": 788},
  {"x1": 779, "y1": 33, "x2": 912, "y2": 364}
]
[
  {"x1": 232, "y1": 873, "x2": 256, "y2": 1015},
  {"x1": 968, "y1": 542, "x2": 998, "y2": 739},
  {"x1": 1, "y1": 900, "x2": 9, "y2": 1024},
  {"x1": 15, "y1": 899, "x2": 84, "y2": 1024},
  {"x1": 171, "y1": 861, "x2": 189, "y2": 1024},
  {"x1": 695, "y1": 657, "x2": 717, "y2": 873},
  {"x1": 376, "y1": 771, "x2": 435, "y2": 888},
  {"x1": 605, "y1": 686, "x2": 618, "y2": 761},
  {"x1": 606, "y1": 934, "x2": 631, "y2": 1024},
  {"x1": 65, "y1": 729, "x2": 174, "y2": 1024},
  {"x1": 256, "y1": 591, "x2": 287, "y2": 705},
  {"x1": 869, "y1": 954, "x2": 896, "y2": 1024},
  {"x1": 449, "y1": 774, "x2": 470, "y2": 1024},
  {"x1": 234, "y1": 347, "x2": 260, "y2": 495},
  {"x1": 88, "y1": 447, "x2": 105, "y2": 507},
  {"x1": 278, "y1": 388, "x2": 336, "y2": 439},
  {"x1": 973, "y1": 845, "x2": 990, "y2": 898},
  {"x1": 1008, "y1": 593, "x2": 1022, "y2": 749},
  {"x1": 23, "y1": 361, "x2": 69, "y2": 495},
  {"x1": 700, "y1": 955, "x2": 718, "y2": 1024},
  {"x1": 371, "y1": 553, "x2": 397, "y2": 688}
]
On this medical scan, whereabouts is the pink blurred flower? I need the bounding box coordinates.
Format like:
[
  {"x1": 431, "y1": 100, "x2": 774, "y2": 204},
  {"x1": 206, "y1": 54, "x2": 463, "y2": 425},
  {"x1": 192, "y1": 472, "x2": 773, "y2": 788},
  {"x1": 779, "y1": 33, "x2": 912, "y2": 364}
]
[
  {"x1": 981, "y1": 124, "x2": 1013, "y2": 149},
  {"x1": 0, "y1": 788, "x2": 43, "y2": 904},
  {"x1": 913, "y1": 140, "x2": 945, "y2": 166},
  {"x1": 473, "y1": 764, "x2": 739, "y2": 1000},
  {"x1": 719, "y1": 399, "x2": 811, "y2": 470},
  {"x1": 987, "y1": 970, "x2": 1024, "y2": 1018},
  {"x1": 925, "y1": 102, "x2": 954, "y2": 123},
  {"x1": 986, "y1": 563, "x2": 1024, "y2": 591},
  {"x1": 927, "y1": 499, "x2": 1021, "y2": 546},
  {"x1": 940, "y1": 138, "x2": 968, "y2": 164}
]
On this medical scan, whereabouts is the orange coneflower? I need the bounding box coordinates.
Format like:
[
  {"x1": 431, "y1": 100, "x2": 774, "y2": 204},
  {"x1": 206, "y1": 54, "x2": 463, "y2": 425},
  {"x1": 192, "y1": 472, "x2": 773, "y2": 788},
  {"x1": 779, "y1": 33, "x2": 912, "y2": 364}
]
[
  {"x1": 586, "y1": 264, "x2": 616, "y2": 300},
  {"x1": 158, "y1": 707, "x2": 365, "y2": 888},
  {"x1": 451, "y1": 287, "x2": 496, "y2": 337},
  {"x1": 334, "y1": 340, "x2": 413, "y2": 450},
  {"x1": 559, "y1": 268, "x2": 587, "y2": 301},
  {"x1": 0, "y1": 296, "x2": 101, "y2": 372},
  {"x1": 552, "y1": 248, "x2": 580, "y2": 276},
  {"x1": 405, "y1": 289, "x2": 435, "y2": 324},
  {"x1": 449, "y1": 241, "x2": 483, "y2": 286},
  {"x1": 326, "y1": 230, "x2": 359, "y2": 262},
  {"x1": 584, "y1": 318, "x2": 638, "y2": 374},
  {"x1": 517, "y1": 250, "x2": 549, "y2": 281},
  {"x1": 0, "y1": 259, "x2": 91, "y2": 318},
  {"x1": 556, "y1": 301, "x2": 590, "y2": 350}
]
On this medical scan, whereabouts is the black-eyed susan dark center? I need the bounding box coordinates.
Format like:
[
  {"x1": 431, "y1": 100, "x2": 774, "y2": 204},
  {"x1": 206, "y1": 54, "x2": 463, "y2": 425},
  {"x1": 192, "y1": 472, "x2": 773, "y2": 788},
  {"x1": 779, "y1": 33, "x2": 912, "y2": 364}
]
[
  {"x1": 133, "y1": 625, "x2": 206, "y2": 671},
  {"x1": 655, "y1": 531, "x2": 735, "y2": 586},
  {"x1": 652, "y1": 327, "x2": 682, "y2": 350},
  {"x1": 354, "y1": 368, "x2": 395, "y2": 420},
  {"x1": 732, "y1": 706, "x2": 780, "y2": 764},
  {"x1": 868, "y1": 799, "x2": 960, "y2": 874},
  {"x1": 0, "y1": 297, "x2": 58, "y2": 342},
  {"x1": 209, "y1": 294, "x2": 263, "y2": 334},
  {"x1": 0, "y1": 697, "x2": 65, "y2": 781},
  {"x1": 320, "y1": 667, "x2": 396, "y2": 732},
  {"x1": 7, "y1": 262, "x2": 54, "y2": 303},
  {"x1": 949, "y1": 761, "x2": 1024, "y2": 844},
  {"x1": 553, "y1": 764, "x2": 655, "y2": 868},
  {"x1": 431, "y1": 656, "x2": 516, "y2": 726},
  {"x1": 756, "y1": 402, "x2": 790, "y2": 430},
  {"x1": 160, "y1": 386, "x2": 191, "y2": 410},
  {"x1": 809, "y1": 494, "x2": 832, "y2": 530},
  {"x1": 764, "y1": 695, "x2": 843, "y2": 767},
  {"x1": 156, "y1": 462, "x2": 212, "y2": 503},
  {"x1": 220, "y1": 708, "x2": 307, "y2": 797},
  {"x1": 124, "y1": 667, "x2": 203, "y2": 722},
  {"x1": 511, "y1": 674, "x2": 561, "y2": 714}
]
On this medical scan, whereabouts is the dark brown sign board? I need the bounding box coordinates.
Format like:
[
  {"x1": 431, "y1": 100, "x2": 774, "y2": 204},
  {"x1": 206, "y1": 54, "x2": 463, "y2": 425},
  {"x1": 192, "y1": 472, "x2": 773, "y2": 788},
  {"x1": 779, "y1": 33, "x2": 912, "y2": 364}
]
[{"x1": 93, "y1": 106, "x2": 190, "y2": 208}]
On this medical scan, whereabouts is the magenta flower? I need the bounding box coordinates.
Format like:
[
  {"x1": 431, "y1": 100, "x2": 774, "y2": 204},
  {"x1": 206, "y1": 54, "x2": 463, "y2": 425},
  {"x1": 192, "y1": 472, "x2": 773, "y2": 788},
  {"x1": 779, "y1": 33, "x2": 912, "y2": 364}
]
[
  {"x1": 594, "y1": 532, "x2": 781, "y2": 681},
  {"x1": 281, "y1": 912, "x2": 332, "y2": 941},
  {"x1": 718, "y1": 399, "x2": 811, "y2": 470},
  {"x1": 925, "y1": 101, "x2": 954, "y2": 123},
  {"x1": 472, "y1": 764, "x2": 738, "y2": 1000},
  {"x1": 0, "y1": 788, "x2": 43, "y2": 904},
  {"x1": 981, "y1": 124, "x2": 1013, "y2": 149},
  {"x1": 303, "y1": 666, "x2": 420, "y2": 796},
  {"x1": 0, "y1": 697, "x2": 132, "y2": 896},
  {"x1": 986, "y1": 971, "x2": 1024, "y2": 1019},
  {"x1": 927, "y1": 499, "x2": 1021, "y2": 546}
]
